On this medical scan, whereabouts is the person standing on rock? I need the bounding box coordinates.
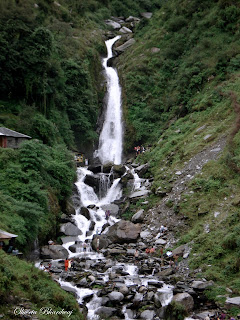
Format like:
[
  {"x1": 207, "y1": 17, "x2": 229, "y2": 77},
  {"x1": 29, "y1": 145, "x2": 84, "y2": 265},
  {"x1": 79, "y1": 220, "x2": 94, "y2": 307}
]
[
  {"x1": 64, "y1": 258, "x2": 69, "y2": 271},
  {"x1": 83, "y1": 242, "x2": 87, "y2": 252},
  {"x1": 134, "y1": 249, "x2": 139, "y2": 263}
]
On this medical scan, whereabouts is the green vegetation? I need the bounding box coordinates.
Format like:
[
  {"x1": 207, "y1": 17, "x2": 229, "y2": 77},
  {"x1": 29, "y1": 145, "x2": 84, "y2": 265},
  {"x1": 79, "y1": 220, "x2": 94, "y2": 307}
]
[
  {"x1": 0, "y1": 250, "x2": 83, "y2": 320},
  {"x1": 116, "y1": 0, "x2": 240, "y2": 306},
  {"x1": 0, "y1": 140, "x2": 76, "y2": 250}
]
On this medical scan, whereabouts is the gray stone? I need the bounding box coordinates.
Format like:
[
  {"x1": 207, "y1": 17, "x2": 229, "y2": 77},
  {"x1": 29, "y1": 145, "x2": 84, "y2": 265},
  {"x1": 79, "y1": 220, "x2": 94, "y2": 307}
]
[
  {"x1": 135, "y1": 163, "x2": 149, "y2": 177},
  {"x1": 60, "y1": 222, "x2": 82, "y2": 236},
  {"x1": 204, "y1": 134, "x2": 212, "y2": 141},
  {"x1": 92, "y1": 234, "x2": 110, "y2": 251},
  {"x1": 141, "y1": 310, "x2": 156, "y2": 320},
  {"x1": 119, "y1": 26, "x2": 132, "y2": 34},
  {"x1": 225, "y1": 296, "x2": 240, "y2": 307},
  {"x1": 105, "y1": 20, "x2": 121, "y2": 29},
  {"x1": 80, "y1": 207, "x2": 91, "y2": 220},
  {"x1": 191, "y1": 280, "x2": 214, "y2": 290},
  {"x1": 119, "y1": 285, "x2": 129, "y2": 295},
  {"x1": 172, "y1": 244, "x2": 186, "y2": 257},
  {"x1": 129, "y1": 190, "x2": 150, "y2": 199},
  {"x1": 154, "y1": 292, "x2": 164, "y2": 308},
  {"x1": 140, "y1": 230, "x2": 152, "y2": 239},
  {"x1": 131, "y1": 209, "x2": 144, "y2": 223},
  {"x1": 101, "y1": 204, "x2": 119, "y2": 217},
  {"x1": 141, "y1": 12, "x2": 153, "y2": 19},
  {"x1": 115, "y1": 38, "x2": 136, "y2": 54},
  {"x1": 173, "y1": 292, "x2": 194, "y2": 312},
  {"x1": 40, "y1": 245, "x2": 68, "y2": 260},
  {"x1": 95, "y1": 307, "x2": 117, "y2": 318},
  {"x1": 126, "y1": 16, "x2": 140, "y2": 22},
  {"x1": 106, "y1": 220, "x2": 141, "y2": 243},
  {"x1": 84, "y1": 174, "x2": 100, "y2": 191},
  {"x1": 155, "y1": 239, "x2": 167, "y2": 245},
  {"x1": 108, "y1": 291, "x2": 124, "y2": 302}
]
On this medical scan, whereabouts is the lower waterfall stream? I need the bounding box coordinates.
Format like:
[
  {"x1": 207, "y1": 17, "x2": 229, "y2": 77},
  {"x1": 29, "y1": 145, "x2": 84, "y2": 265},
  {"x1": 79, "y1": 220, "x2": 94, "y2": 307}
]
[{"x1": 37, "y1": 36, "x2": 177, "y2": 319}]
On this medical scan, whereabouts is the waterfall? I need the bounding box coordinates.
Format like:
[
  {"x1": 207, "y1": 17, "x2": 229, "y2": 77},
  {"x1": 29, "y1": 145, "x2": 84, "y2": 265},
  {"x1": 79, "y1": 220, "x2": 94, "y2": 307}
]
[{"x1": 95, "y1": 36, "x2": 123, "y2": 165}]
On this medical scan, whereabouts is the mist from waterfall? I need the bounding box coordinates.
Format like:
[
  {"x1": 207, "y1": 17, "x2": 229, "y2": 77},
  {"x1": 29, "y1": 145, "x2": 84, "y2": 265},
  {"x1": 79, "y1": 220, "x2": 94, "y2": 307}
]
[{"x1": 96, "y1": 36, "x2": 123, "y2": 165}]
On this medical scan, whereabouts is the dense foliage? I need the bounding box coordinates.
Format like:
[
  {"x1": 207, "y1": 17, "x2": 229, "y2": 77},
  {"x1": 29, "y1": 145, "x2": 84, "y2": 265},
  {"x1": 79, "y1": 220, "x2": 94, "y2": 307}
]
[
  {"x1": 117, "y1": 0, "x2": 240, "y2": 304},
  {"x1": 0, "y1": 140, "x2": 75, "y2": 249},
  {"x1": 0, "y1": 250, "x2": 83, "y2": 320},
  {"x1": 118, "y1": 0, "x2": 240, "y2": 148}
]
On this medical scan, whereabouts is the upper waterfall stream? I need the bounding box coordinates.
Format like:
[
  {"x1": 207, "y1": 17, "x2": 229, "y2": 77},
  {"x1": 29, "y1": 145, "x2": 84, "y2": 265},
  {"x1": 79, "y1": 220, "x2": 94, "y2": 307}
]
[{"x1": 95, "y1": 36, "x2": 123, "y2": 165}]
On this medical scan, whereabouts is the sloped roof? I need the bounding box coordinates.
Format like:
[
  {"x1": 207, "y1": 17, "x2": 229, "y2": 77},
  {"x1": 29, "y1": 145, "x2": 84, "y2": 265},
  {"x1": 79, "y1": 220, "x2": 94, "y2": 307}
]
[
  {"x1": 0, "y1": 229, "x2": 18, "y2": 240},
  {"x1": 0, "y1": 127, "x2": 31, "y2": 139}
]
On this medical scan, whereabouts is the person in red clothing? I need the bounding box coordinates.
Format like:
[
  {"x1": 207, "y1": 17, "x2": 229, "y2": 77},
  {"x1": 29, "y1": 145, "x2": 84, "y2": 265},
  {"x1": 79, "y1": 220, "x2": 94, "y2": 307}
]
[{"x1": 64, "y1": 258, "x2": 69, "y2": 271}]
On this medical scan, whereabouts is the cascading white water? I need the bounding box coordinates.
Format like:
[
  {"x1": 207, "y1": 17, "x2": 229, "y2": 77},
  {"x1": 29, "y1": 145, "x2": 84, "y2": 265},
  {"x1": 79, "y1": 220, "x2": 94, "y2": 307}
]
[{"x1": 95, "y1": 36, "x2": 123, "y2": 165}]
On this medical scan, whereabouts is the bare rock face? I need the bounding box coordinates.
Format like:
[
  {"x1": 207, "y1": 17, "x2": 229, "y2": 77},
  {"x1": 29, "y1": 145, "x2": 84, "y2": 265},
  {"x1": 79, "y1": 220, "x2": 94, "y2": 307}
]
[
  {"x1": 40, "y1": 245, "x2": 68, "y2": 259},
  {"x1": 106, "y1": 220, "x2": 141, "y2": 243},
  {"x1": 173, "y1": 292, "x2": 194, "y2": 312},
  {"x1": 60, "y1": 222, "x2": 82, "y2": 236}
]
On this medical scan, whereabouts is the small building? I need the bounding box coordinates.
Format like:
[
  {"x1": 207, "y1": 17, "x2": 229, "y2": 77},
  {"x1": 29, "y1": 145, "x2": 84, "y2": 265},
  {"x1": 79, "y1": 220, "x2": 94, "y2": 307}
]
[
  {"x1": 0, "y1": 229, "x2": 18, "y2": 241},
  {"x1": 0, "y1": 127, "x2": 31, "y2": 149}
]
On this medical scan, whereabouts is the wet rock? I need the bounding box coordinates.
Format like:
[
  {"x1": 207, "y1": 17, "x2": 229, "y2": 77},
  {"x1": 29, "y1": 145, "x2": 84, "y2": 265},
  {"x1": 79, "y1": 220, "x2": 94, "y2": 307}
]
[
  {"x1": 92, "y1": 234, "x2": 110, "y2": 251},
  {"x1": 173, "y1": 292, "x2": 194, "y2": 312},
  {"x1": 135, "y1": 163, "x2": 149, "y2": 177},
  {"x1": 60, "y1": 222, "x2": 82, "y2": 236},
  {"x1": 131, "y1": 209, "x2": 144, "y2": 223},
  {"x1": 102, "y1": 162, "x2": 113, "y2": 173},
  {"x1": 89, "y1": 221, "x2": 95, "y2": 231},
  {"x1": 141, "y1": 310, "x2": 156, "y2": 320},
  {"x1": 101, "y1": 204, "x2": 119, "y2": 217},
  {"x1": 108, "y1": 291, "x2": 124, "y2": 302},
  {"x1": 80, "y1": 207, "x2": 91, "y2": 220},
  {"x1": 61, "y1": 236, "x2": 76, "y2": 244},
  {"x1": 87, "y1": 165, "x2": 102, "y2": 173},
  {"x1": 113, "y1": 164, "x2": 126, "y2": 176},
  {"x1": 60, "y1": 285, "x2": 77, "y2": 294},
  {"x1": 106, "y1": 220, "x2": 141, "y2": 243},
  {"x1": 119, "y1": 285, "x2": 129, "y2": 295},
  {"x1": 95, "y1": 307, "x2": 117, "y2": 318},
  {"x1": 40, "y1": 245, "x2": 68, "y2": 260},
  {"x1": 84, "y1": 174, "x2": 100, "y2": 191},
  {"x1": 76, "y1": 277, "x2": 88, "y2": 288}
]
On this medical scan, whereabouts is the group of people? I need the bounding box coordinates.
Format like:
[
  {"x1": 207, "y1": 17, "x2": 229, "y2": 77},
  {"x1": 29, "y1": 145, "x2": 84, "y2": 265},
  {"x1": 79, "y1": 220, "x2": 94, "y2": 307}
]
[
  {"x1": 39, "y1": 262, "x2": 52, "y2": 273},
  {"x1": 134, "y1": 145, "x2": 145, "y2": 156}
]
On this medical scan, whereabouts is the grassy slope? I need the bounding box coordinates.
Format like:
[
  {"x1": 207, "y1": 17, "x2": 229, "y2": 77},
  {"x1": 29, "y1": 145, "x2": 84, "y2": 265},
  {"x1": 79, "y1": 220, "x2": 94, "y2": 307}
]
[
  {"x1": 0, "y1": 251, "x2": 83, "y2": 320},
  {"x1": 118, "y1": 0, "x2": 240, "y2": 310}
]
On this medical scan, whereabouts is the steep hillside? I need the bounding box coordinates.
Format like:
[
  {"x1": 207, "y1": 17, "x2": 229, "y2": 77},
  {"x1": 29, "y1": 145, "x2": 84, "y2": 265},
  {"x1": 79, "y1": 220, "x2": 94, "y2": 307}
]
[{"x1": 117, "y1": 0, "x2": 240, "y2": 312}]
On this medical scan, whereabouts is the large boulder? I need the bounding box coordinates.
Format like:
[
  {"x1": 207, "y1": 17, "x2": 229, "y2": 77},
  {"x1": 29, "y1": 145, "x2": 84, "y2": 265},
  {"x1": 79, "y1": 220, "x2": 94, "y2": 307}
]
[
  {"x1": 225, "y1": 296, "x2": 240, "y2": 308},
  {"x1": 92, "y1": 234, "x2": 110, "y2": 251},
  {"x1": 95, "y1": 307, "x2": 117, "y2": 318},
  {"x1": 101, "y1": 204, "x2": 119, "y2": 217},
  {"x1": 129, "y1": 190, "x2": 150, "y2": 201},
  {"x1": 113, "y1": 164, "x2": 126, "y2": 176},
  {"x1": 106, "y1": 220, "x2": 141, "y2": 243},
  {"x1": 131, "y1": 209, "x2": 144, "y2": 223},
  {"x1": 80, "y1": 207, "x2": 91, "y2": 220},
  {"x1": 173, "y1": 292, "x2": 194, "y2": 312},
  {"x1": 40, "y1": 245, "x2": 68, "y2": 259},
  {"x1": 102, "y1": 162, "x2": 113, "y2": 173},
  {"x1": 84, "y1": 174, "x2": 100, "y2": 191},
  {"x1": 141, "y1": 310, "x2": 156, "y2": 320},
  {"x1": 135, "y1": 163, "x2": 149, "y2": 177},
  {"x1": 172, "y1": 244, "x2": 186, "y2": 257},
  {"x1": 115, "y1": 38, "x2": 136, "y2": 54},
  {"x1": 191, "y1": 280, "x2": 214, "y2": 290},
  {"x1": 87, "y1": 165, "x2": 102, "y2": 174},
  {"x1": 60, "y1": 222, "x2": 82, "y2": 236},
  {"x1": 108, "y1": 291, "x2": 124, "y2": 302}
]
